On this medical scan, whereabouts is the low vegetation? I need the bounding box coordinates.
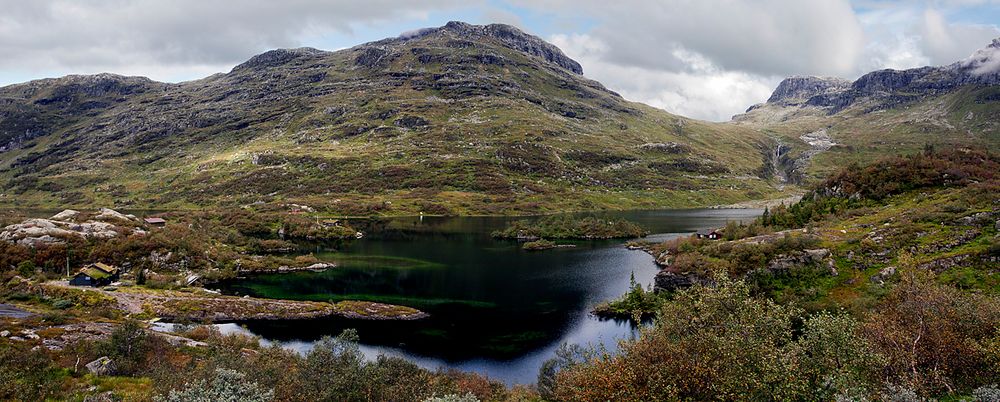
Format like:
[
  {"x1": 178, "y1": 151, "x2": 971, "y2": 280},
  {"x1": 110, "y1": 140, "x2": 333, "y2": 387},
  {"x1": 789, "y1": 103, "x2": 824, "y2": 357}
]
[
  {"x1": 591, "y1": 272, "x2": 662, "y2": 322},
  {"x1": 2, "y1": 148, "x2": 997, "y2": 400},
  {"x1": 553, "y1": 273, "x2": 1000, "y2": 401},
  {"x1": 571, "y1": 148, "x2": 1000, "y2": 400},
  {"x1": 493, "y1": 215, "x2": 647, "y2": 240},
  {"x1": 522, "y1": 239, "x2": 556, "y2": 251},
  {"x1": 0, "y1": 321, "x2": 536, "y2": 401},
  {"x1": 0, "y1": 209, "x2": 359, "y2": 285}
]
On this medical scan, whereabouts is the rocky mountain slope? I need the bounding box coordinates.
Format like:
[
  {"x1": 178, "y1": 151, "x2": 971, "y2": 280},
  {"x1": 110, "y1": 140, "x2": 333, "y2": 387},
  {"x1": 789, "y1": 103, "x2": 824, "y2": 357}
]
[
  {"x1": 0, "y1": 21, "x2": 778, "y2": 214},
  {"x1": 735, "y1": 38, "x2": 1000, "y2": 185},
  {"x1": 0, "y1": 22, "x2": 997, "y2": 215}
]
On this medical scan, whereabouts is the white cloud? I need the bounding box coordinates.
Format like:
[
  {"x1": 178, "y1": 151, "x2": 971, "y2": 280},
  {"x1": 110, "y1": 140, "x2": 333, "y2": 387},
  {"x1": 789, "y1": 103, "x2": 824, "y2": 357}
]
[
  {"x1": 0, "y1": 0, "x2": 471, "y2": 83},
  {"x1": 522, "y1": 0, "x2": 999, "y2": 120},
  {"x1": 550, "y1": 33, "x2": 778, "y2": 121},
  {"x1": 515, "y1": 0, "x2": 867, "y2": 77},
  {"x1": 1, "y1": 1, "x2": 998, "y2": 121},
  {"x1": 920, "y1": 8, "x2": 1000, "y2": 63}
]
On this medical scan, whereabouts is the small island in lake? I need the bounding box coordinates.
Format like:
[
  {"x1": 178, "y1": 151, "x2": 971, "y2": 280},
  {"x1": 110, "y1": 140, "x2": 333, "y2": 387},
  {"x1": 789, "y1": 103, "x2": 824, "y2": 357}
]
[
  {"x1": 521, "y1": 239, "x2": 577, "y2": 251},
  {"x1": 493, "y1": 215, "x2": 648, "y2": 240}
]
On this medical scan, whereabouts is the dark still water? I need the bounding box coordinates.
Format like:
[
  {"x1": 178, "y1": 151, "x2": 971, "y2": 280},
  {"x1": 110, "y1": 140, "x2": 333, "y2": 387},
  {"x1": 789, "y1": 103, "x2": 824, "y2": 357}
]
[{"x1": 214, "y1": 209, "x2": 762, "y2": 384}]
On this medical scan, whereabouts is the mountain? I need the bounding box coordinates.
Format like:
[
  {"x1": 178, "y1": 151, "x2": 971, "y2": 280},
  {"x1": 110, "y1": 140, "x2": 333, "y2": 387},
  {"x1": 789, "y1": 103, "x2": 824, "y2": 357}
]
[
  {"x1": 0, "y1": 22, "x2": 997, "y2": 215},
  {"x1": 0, "y1": 21, "x2": 780, "y2": 215},
  {"x1": 735, "y1": 38, "x2": 1000, "y2": 185}
]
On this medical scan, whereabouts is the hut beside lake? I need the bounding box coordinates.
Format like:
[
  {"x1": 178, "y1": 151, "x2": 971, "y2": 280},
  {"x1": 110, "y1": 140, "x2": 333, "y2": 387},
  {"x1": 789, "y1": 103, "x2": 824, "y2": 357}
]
[
  {"x1": 69, "y1": 262, "x2": 120, "y2": 287},
  {"x1": 696, "y1": 228, "x2": 722, "y2": 240}
]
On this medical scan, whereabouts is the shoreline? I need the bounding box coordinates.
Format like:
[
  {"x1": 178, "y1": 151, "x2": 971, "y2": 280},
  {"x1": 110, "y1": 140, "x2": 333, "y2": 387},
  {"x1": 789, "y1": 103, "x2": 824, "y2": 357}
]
[
  {"x1": 39, "y1": 280, "x2": 428, "y2": 322},
  {"x1": 709, "y1": 194, "x2": 804, "y2": 210},
  {"x1": 1, "y1": 193, "x2": 804, "y2": 219}
]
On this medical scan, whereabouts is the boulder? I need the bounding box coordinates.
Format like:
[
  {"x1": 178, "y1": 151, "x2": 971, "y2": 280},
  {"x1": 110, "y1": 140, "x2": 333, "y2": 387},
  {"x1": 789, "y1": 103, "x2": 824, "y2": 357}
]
[
  {"x1": 85, "y1": 356, "x2": 115, "y2": 376},
  {"x1": 94, "y1": 208, "x2": 132, "y2": 222},
  {"x1": 870, "y1": 266, "x2": 897, "y2": 285},
  {"x1": 50, "y1": 209, "x2": 80, "y2": 221}
]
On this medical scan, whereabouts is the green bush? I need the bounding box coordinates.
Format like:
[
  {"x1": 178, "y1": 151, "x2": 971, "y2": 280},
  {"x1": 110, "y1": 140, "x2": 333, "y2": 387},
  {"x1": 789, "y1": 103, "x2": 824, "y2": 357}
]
[{"x1": 158, "y1": 368, "x2": 273, "y2": 402}]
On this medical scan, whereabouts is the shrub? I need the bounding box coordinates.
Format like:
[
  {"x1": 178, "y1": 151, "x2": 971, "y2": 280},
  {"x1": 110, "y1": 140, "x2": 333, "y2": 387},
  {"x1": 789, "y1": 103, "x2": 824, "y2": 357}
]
[
  {"x1": 863, "y1": 270, "x2": 1000, "y2": 395},
  {"x1": 0, "y1": 341, "x2": 61, "y2": 401},
  {"x1": 158, "y1": 368, "x2": 274, "y2": 402},
  {"x1": 556, "y1": 277, "x2": 807, "y2": 401},
  {"x1": 99, "y1": 319, "x2": 150, "y2": 376}
]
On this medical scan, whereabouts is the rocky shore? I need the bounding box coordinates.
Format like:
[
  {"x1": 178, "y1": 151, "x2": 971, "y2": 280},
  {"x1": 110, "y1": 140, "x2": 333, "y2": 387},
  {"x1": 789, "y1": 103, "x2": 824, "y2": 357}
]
[{"x1": 39, "y1": 280, "x2": 428, "y2": 322}]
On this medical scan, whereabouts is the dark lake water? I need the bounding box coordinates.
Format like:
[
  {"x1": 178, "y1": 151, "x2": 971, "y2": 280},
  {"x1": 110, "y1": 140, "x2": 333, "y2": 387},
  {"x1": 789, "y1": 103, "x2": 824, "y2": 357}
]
[{"x1": 213, "y1": 209, "x2": 762, "y2": 384}]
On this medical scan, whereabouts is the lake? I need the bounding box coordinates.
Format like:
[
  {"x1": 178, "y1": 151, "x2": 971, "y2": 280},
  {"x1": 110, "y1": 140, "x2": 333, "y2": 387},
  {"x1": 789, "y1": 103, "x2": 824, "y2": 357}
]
[{"x1": 212, "y1": 208, "x2": 762, "y2": 384}]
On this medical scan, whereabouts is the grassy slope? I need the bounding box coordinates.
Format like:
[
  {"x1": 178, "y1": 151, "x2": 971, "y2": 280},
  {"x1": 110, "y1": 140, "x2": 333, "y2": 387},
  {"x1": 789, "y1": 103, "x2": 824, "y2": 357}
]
[
  {"x1": 0, "y1": 27, "x2": 788, "y2": 215},
  {"x1": 736, "y1": 86, "x2": 1000, "y2": 184}
]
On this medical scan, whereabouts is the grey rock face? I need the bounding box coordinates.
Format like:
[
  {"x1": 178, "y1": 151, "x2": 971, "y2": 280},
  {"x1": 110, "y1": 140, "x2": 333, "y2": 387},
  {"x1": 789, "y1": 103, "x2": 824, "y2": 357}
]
[
  {"x1": 231, "y1": 47, "x2": 329, "y2": 72},
  {"x1": 755, "y1": 37, "x2": 1000, "y2": 115},
  {"x1": 654, "y1": 270, "x2": 713, "y2": 292},
  {"x1": 766, "y1": 248, "x2": 831, "y2": 273},
  {"x1": 0, "y1": 217, "x2": 120, "y2": 246},
  {"x1": 766, "y1": 76, "x2": 852, "y2": 106},
  {"x1": 85, "y1": 356, "x2": 115, "y2": 376},
  {"x1": 402, "y1": 21, "x2": 584, "y2": 75}
]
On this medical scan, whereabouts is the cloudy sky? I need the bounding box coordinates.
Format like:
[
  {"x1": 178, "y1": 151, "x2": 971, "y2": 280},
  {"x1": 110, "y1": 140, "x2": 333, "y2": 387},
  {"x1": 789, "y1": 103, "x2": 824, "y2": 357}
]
[{"x1": 1, "y1": 0, "x2": 998, "y2": 121}]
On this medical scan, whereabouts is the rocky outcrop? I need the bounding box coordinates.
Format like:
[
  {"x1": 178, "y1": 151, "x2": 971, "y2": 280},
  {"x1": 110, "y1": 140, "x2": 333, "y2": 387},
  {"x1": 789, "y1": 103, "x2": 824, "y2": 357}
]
[
  {"x1": 766, "y1": 248, "x2": 835, "y2": 275},
  {"x1": 765, "y1": 76, "x2": 851, "y2": 106},
  {"x1": 397, "y1": 21, "x2": 584, "y2": 75},
  {"x1": 748, "y1": 37, "x2": 1000, "y2": 116},
  {"x1": 94, "y1": 208, "x2": 134, "y2": 222},
  {"x1": 654, "y1": 270, "x2": 713, "y2": 292},
  {"x1": 0, "y1": 218, "x2": 119, "y2": 246},
  {"x1": 50, "y1": 209, "x2": 80, "y2": 221},
  {"x1": 230, "y1": 47, "x2": 329, "y2": 72}
]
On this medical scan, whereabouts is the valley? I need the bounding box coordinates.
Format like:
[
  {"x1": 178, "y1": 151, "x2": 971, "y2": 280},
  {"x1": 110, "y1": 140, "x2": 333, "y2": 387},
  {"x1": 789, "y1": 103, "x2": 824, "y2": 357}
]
[{"x1": 1, "y1": 18, "x2": 998, "y2": 402}]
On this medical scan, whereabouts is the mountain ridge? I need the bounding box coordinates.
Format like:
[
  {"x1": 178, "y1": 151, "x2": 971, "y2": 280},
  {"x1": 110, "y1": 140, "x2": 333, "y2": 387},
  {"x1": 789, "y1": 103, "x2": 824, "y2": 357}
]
[
  {"x1": 745, "y1": 37, "x2": 1000, "y2": 116},
  {"x1": 0, "y1": 23, "x2": 997, "y2": 215},
  {"x1": 0, "y1": 21, "x2": 781, "y2": 214}
]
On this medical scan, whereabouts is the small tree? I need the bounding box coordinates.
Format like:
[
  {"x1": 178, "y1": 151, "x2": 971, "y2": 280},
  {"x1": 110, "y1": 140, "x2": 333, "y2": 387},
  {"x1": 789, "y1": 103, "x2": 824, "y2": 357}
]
[
  {"x1": 17, "y1": 260, "x2": 35, "y2": 277},
  {"x1": 101, "y1": 319, "x2": 149, "y2": 375}
]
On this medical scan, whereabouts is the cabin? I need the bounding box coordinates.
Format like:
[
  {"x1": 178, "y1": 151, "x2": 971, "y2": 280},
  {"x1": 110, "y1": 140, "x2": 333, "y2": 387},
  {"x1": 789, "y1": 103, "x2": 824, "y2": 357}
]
[
  {"x1": 696, "y1": 228, "x2": 722, "y2": 240},
  {"x1": 143, "y1": 217, "x2": 166, "y2": 227},
  {"x1": 69, "y1": 262, "x2": 120, "y2": 287},
  {"x1": 321, "y1": 219, "x2": 342, "y2": 228}
]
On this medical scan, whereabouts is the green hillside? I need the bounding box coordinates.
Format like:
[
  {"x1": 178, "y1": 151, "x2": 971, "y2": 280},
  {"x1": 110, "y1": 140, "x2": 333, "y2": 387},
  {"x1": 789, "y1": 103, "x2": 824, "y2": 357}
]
[{"x1": 0, "y1": 22, "x2": 784, "y2": 215}]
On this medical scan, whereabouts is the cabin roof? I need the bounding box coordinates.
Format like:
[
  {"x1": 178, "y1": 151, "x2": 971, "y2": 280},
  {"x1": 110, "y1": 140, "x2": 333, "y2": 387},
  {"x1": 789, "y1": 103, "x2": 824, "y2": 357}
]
[
  {"x1": 144, "y1": 217, "x2": 166, "y2": 224},
  {"x1": 84, "y1": 262, "x2": 118, "y2": 275},
  {"x1": 79, "y1": 267, "x2": 110, "y2": 280}
]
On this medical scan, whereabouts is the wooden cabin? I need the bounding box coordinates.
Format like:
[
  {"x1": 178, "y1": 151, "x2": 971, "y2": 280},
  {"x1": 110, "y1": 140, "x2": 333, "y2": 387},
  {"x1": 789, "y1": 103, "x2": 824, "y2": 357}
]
[
  {"x1": 69, "y1": 263, "x2": 120, "y2": 287},
  {"x1": 696, "y1": 228, "x2": 722, "y2": 240},
  {"x1": 144, "y1": 217, "x2": 166, "y2": 226}
]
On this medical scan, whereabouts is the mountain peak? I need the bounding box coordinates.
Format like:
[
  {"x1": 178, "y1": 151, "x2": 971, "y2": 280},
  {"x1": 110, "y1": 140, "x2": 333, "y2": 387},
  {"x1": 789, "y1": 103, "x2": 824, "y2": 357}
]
[
  {"x1": 766, "y1": 76, "x2": 851, "y2": 105},
  {"x1": 959, "y1": 37, "x2": 1000, "y2": 76},
  {"x1": 398, "y1": 21, "x2": 584, "y2": 75},
  {"x1": 231, "y1": 47, "x2": 330, "y2": 72}
]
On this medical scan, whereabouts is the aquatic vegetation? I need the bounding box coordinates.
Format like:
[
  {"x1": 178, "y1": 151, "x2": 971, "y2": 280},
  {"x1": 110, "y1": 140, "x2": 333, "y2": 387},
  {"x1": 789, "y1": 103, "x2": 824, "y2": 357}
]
[{"x1": 492, "y1": 215, "x2": 648, "y2": 240}]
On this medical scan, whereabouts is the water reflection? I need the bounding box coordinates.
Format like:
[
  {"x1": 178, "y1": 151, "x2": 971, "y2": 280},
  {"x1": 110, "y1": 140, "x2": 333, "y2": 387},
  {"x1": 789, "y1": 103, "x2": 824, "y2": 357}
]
[{"x1": 209, "y1": 208, "x2": 761, "y2": 384}]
